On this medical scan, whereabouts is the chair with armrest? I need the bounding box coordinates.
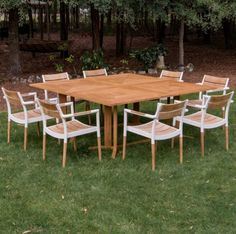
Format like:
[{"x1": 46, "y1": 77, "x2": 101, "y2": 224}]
[
  {"x1": 187, "y1": 75, "x2": 229, "y2": 109},
  {"x1": 122, "y1": 100, "x2": 188, "y2": 171},
  {"x1": 2, "y1": 87, "x2": 46, "y2": 150},
  {"x1": 159, "y1": 70, "x2": 184, "y2": 103},
  {"x1": 37, "y1": 99, "x2": 102, "y2": 167},
  {"x1": 178, "y1": 92, "x2": 234, "y2": 157}
]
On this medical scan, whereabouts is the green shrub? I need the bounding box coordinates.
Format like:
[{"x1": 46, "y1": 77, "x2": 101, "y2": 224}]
[{"x1": 80, "y1": 49, "x2": 107, "y2": 70}]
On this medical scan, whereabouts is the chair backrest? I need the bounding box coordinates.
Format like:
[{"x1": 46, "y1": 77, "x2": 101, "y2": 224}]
[
  {"x1": 202, "y1": 75, "x2": 229, "y2": 91},
  {"x1": 206, "y1": 92, "x2": 233, "y2": 111},
  {"x1": 2, "y1": 87, "x2": 21, "y2": 106},
  {"x1": 42, "y1": 72, "x2": 69, "y2": 100},
  {"x1": 156, "y1": 100, "x2": 187, "y2": 120},
  {"x1": 37, "y1": 99, "x2": 61, "y2": 120},
  {"x1": 160, "y1": 70, "x2": 183, "y2": 82},
  {"x1": 42, "y1": 72, "x2": 70, "y2": 82},
  {"x1": 83, "y1": 68, "x2": 108, "y2": 78}
]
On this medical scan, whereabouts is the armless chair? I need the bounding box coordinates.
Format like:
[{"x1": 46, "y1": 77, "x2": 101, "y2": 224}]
[
  {"x1": 178, "y1": 92, "x2": 234, "y2": 157},
  {"x1": 122, "y1": 100, "x2": 188, "y2": 171},
  {"x1": 2, "y1": 87, "x2": 45, "y2": 150},
  {"x1": 37, "y1": 99, "x2": 102, "y2": 167}
]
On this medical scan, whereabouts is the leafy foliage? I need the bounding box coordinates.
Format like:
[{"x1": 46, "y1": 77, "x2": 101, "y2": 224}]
[
  {"x1": 80, "y1": 49, "x2": 107, "y2": 70},
  {"x1": 130, "y1": 44, "x2": 168, "y2": 72}
]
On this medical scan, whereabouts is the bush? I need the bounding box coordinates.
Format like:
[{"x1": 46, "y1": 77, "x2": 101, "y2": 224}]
[
  {"x1": 129, "y1": 44, "x2": 168, "y2": 72},
  {"x1": 80, "y1": 49, "x2": 107, "y2": 70}
]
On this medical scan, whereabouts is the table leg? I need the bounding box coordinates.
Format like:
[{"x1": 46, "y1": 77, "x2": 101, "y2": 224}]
[
  {"x1": 103, "y1": 105, "x2": 112, "y2": 148},
  {"x1": 112, "y1": 106, "x2": 118, "y2": 159},
  {"x1": 58, "y1": 94, "x2": 67, "y2": 113}
]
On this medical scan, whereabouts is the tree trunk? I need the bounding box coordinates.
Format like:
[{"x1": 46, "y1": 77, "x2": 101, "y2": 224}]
[
  {"x1": 8, "y1": 8, "x2": 21, "y2": 75},
  {"x1": 75, "y1": 6, "x2": 80, "y2": 29},
  {"x1": 28, "y1": 8, "x2": 34, "y2": 38},
  {"x1": 46, "y1": 0, "x2": 51, "y2": 40},
  {"x1": 60, "y1": 1, "x2": 68, "y2": 41},
  {"x1": 179, "y1": 20, "x2": 184, "y2": 68},
  {"x1": 53, "y1": 0, "x2": 57, "y2": 27},
  {"x1": 100, "y1": 14, "x2": 104, "y2": 48},
  {"x1": 223, "y1": 19, "x2": 232, "y2": 49},
  {"x1": 116, "y1": 10, "x2": 126, "y2": 56},
  {"x1": 90, "y1": 4, "x2": 100, "y2": 50},
  {"x1": 39, "y1": 7, "x2": 44, "y2": 40}
]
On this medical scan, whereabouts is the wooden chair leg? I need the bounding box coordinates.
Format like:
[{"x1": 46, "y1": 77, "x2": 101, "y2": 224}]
[
  {"x1": 73, "y1": 138, "x2": 77, "y2": 152},
  {"x1": 36, "y1": 122, "x2": 40, "y2": 137},
  {"x1": 171, "y1": 137, "x2": 175, "y2": 149},
  {"x1": 179, "y1": 136, "x2": 183, "y2": 163},
  {"x1": 225, "y1": 126, "x2": 229, "y2": 151},
  {"x1": 43, "y1": 134, "x2": 46, "y2": 160},
  {"x1": 122, "y1": 136, "x2": 127, "y2": 160},
  {"x1": 7, "y1": 120, "x2": 11, "y2": 144},
  {"x1": 24, "y1": 127, "x2": 28, "y2": 151},
  {"x1": 200, "y1": 131, "x2": 204, "y2": 157},
  {"x1": 151, "y1": 142, "x2": 156, "y2": 171},
  {"x1": 62, "y1": 142, "x2": 67, "y2": 168},
  {"x1": 97, "y1": 137, "x2": 102, "y2": 161},
  {"x1": 85, "y1": 102, "x2": 91, "y2": 125}
]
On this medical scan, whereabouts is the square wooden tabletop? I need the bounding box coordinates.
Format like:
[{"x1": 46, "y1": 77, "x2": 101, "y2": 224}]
[{"x1": 30, "y1": 73, "x2": 216, "y2": 106}]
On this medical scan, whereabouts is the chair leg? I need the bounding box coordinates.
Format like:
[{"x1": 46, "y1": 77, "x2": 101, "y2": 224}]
[
  {"x1": 73, "y1": 138, "x2": 77, "y2": 152},
  {"x1": 122, "y1": 136, "x2": 127, "y2": 160},
  {"x1": 36, "y1": 122, "x2": 40, "y2": 137},
  {"x1": 85, "y1": 102, "x2": 91, "y2": 125},
  {"x1": 43, "y1": 134, "x2": 46, "y2": 160},
  {"x1": 97, "y1": 137, "x2": 102, "y2": 161},
  {"x1": 225, "y1": 126, "x2": 229, "y2": 151},
  {"x1": 179, "y1": 136, "x2": 183, "y2": 163},
  {"x1": 171, "y1": 137, "x2": 175, "y2": 149},
  {"x1": 62, "y1": 142, "x2": 67, "y2": 168},
  {"x1": 151, "y1": 142, "x2": 156, "y2": 171},
  {"x1": 7, "y1": 120, "x2": 11, "y2": 144},
  {"x1": 24, "y1": 127, "x2": 28, "y2": 151},
  {"x1": 200, "y1": 131, "x2": 204, "y2": 157}
]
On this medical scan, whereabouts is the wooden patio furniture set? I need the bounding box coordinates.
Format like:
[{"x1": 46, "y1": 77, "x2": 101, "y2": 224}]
[{"x1": 2, "y1": 69, "x2": 234, "y2": 170}]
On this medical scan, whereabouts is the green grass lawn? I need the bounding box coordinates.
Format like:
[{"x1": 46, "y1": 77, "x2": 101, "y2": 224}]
[{"x1": 1, "y1": 97, "x2": 236, "y2": 233}]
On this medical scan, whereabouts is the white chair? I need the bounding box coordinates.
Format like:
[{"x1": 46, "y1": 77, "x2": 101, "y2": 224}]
[
  {"x1": 2, "y1": 87, "x2": 45, "y2": 150},
  {"x1": 160, "y1": 70, "x2": 184, "y2": 82},
  {"x1": 122, "y1": 100, "x2": 188, "y2": 171},
  {"x1": 187, "y1": 75, "x2": 229, "y2": 108},
  {"x1": 159, "y1": 70, "x2": 184, "y2": 103},
  {"x1": 37, "y1": 99, "x2": 102, "y2": 167},
  {"x1": 178, "y1": 92, "x2": 234, "y2": 157},
  {"x1": 83, "y1": 68, "x2": 108, "y2": 123},
  {"x1": 83, "y1": 68, "x2": 108, "y2": 78},
  {"x1": 42, "y1": 72, "x2": 70, "y2": 103}
]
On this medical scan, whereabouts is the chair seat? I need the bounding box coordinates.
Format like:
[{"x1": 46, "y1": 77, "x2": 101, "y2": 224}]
[
  {"x1": 183, "y1": 111, "x2": 224, "y2": 128},
  {"x1": 187, "y1": 99, "x2": 202, "y2": 108},
  {"x1": 128, "y1": 121, "x2": 179, "y2": 140},
  {"x1": 48, "y1": 120, "x2": 92, "y2": 135},
  {"x1": 13, "y1": 109, "x2": 42, "y2": 121}
]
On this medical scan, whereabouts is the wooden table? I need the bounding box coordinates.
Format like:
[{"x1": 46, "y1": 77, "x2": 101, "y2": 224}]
[{"x1": 31, "y1": 73, "x2": 215, "y2": 157}]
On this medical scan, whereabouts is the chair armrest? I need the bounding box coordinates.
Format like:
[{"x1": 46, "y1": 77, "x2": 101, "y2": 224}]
[
  {"x1": 58, "y1": 102, "x2": 73, "y2": 107},
  {"x1": 22, "y1": 100, "x2": 36, "y2": 106},
  {"x1": 61, "y1": 109, "x2": 99, "y2": 119},
  {"x1": 124, "y1": 108, "x2": 155, "y2": 119},
  {"x1": 21, "y1": 92, "x2": 37, "y2": 97}
]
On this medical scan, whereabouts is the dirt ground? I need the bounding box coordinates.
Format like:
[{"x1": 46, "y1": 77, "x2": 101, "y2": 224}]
[{"x1": 1, "y1": 33, "x2": 236, "y2": 110}]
